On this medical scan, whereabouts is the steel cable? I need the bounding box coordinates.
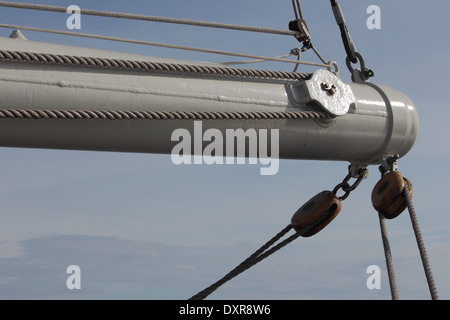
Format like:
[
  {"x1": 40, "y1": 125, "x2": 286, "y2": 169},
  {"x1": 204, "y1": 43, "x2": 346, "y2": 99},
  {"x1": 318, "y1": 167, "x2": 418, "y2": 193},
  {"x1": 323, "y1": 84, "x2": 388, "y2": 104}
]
[
  {"x1": 403, "y1": 180, "x2": 439, "y2": 300},
  {"x1": 378, "y1": 213, "x2": 399, "y2": 300},
  {"x1": 0, "y1": 23, "x2": 333, "y2": 69},
  {"x1": 189, "y1": 225, "x2": 296, "y2": 300},
  {"x1": 0, "y1": 1, "x2": 299, "y2": 36},
  {"x1": 189, "y1": 200, "x2": 343, "y2": 300}
]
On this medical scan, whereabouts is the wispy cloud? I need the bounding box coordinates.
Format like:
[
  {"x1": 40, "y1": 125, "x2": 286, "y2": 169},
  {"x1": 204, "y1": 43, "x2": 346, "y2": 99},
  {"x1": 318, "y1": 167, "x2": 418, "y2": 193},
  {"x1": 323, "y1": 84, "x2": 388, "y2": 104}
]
[{"x1": 1, "y1": 233, "x2": 448, "y2": 300}]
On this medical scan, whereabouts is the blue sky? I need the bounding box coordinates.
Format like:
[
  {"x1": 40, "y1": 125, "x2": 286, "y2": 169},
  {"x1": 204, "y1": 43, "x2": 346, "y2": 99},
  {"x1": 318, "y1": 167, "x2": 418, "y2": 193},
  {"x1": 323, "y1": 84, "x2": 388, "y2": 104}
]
[{"x1": 0, "y1": 0, "x2": 449, "y2": 300}]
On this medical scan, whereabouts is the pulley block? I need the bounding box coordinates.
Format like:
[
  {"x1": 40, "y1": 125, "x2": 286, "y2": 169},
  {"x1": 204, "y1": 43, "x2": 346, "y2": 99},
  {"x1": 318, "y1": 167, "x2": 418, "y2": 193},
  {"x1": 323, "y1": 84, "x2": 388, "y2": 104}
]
[
  {"x1": 291, "y1": 190, "x2": 341, "y2": 237},
  {"x1": 288, "y1": 18, "x2": 311, "y2": 43},
  {"x1": 371, "y1": 171, "x2": 413, "y2": 219}
]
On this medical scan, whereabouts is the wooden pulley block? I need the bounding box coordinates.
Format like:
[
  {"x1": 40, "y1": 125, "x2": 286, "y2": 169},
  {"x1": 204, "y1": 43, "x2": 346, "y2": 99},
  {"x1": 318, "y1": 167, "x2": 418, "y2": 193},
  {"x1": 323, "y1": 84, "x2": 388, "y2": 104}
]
[
  {"x1": 371, "y1": 172, "x2": 413, "y2": 219},
  {"x1": 291, "y1": 191, "x2": 342, "y2": 237}
]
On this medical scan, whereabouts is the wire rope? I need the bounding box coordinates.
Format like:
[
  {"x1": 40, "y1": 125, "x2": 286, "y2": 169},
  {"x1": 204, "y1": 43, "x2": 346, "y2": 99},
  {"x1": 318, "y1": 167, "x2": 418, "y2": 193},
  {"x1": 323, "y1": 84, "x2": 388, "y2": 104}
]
[
  {"x1": 0, "y1": 1, "x2": 299, "y2": 36},
  {"x1": 0, "y1": 23, "x2": 332, "y2": 69}
]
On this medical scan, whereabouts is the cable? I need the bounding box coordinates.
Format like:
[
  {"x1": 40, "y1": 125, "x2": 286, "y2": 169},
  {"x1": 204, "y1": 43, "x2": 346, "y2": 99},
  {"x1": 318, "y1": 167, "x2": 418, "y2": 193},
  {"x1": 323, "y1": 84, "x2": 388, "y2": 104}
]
[
  {"x1": 403, "y1": 180, "x2": 439, "y2": 300},
  {"x1": 289, "y1": 1, "x2": 330, "y2": 72},
  {"x1": 292, "y1": 0, "x2": 304, "y2": 20},
  {"x1": 0, "y1": 24, "x2": 332, "y2": 70},
  {"x1": 189, "y1": 225, "x2": 297, "y2": 300},
  {"x1": 378, "y1": 213, "x2": 399, "y2": 300},
  {"x1": 0, "y1": 1, "x2": 299, "y2": 36},
  {"x1": 221, "y1": 52, "x2": 293, "y2": 66}
]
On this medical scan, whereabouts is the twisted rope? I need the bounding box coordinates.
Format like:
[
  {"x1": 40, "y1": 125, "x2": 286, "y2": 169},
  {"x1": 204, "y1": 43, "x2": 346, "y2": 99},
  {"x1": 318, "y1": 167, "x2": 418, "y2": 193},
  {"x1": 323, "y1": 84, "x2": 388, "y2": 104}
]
[
  {"x1": 403, "y1": 179, "x2": 439, "y2": 300},
  {"x1": 0, "y1": 109, "x2": 333, "y2": 121},
  {"x1": 0, "y1": 50, "x2": 313, "y2": 81},
  {"x1": 189, "y1": 200, "x2": 341, "y2": 300},
  {"x1": 189, "y1": 225, "x2": 297, "y2": 300},
  {"x1": 378, "y1": 213, "x2": 399, "y2": 300}
]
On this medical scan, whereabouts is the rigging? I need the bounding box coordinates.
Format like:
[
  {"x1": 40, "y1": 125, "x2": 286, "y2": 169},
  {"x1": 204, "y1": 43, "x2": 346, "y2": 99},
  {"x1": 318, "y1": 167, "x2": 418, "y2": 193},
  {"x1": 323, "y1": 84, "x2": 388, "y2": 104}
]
[
  {"x1": 0, "y1": 0, "x2": 437, "y2": 300},
  {"x1": 0, "y1": 1, "x2": 333, "y2": 71}
]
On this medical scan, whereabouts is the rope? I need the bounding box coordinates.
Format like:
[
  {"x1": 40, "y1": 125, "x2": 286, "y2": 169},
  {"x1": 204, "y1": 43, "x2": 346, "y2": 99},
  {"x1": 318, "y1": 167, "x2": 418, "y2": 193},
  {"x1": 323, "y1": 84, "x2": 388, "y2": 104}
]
[
  {"x1": 289, "y1": 1, "x2": 331, "y2": 72},
  {"x1": 292, "y1": 0, "x2": 304, "y2": 20},
  {"x1": 0, "y1": 109, "x2": 333, "y2": 121},
  {"x1": 0, "y1": 1, "x2": 300, "y2": 37},
  {"x1": 0, "y1": 48, "x2": 312, "y2": 80},
  {"x1": 311, "y1": 45, "x2": 328, "y2": 65},
  {"x1": 221, "y1": 52, "x2": 294, "y2": 66},
  {"x1": 189, "y1": 200, "x2": 341, "y2": 300},
  {"x1": 378, "y1": 213, "x2": 399, "y2": 300},
  {"x1": 189, "y1": 225, "x2": 297, "y2": 300},
  {"x1": 0, "y1": 48, "x2": 317, "y2": 81},
  {"x1": 0, "y1": 24, "x2": 332, "y2": 70},
  {"x1": 402, "y1": 179, "x2": 439, "y2": 300}
]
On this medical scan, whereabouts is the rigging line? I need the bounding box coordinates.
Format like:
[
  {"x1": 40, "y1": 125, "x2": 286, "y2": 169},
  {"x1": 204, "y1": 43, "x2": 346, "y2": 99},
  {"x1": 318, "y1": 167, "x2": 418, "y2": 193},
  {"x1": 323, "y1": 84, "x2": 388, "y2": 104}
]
[
  {"x1": 0, "y1": 50, "x2": 313, "y2": 81},
  {"x1": 292, "y1": 49, "x2": 301, "y2": 73},
  {"x1": 189, "y1": 225, "x2": 299, "y2": 300},
  {"x1": 189, "y1": 197, "x2": 342, "y2": 300},
  {"x1": 292, "y1": 0, "x2": 304, "y2": 20},
  {"x1": 402, "y1": 180, "x2": 439, "y2": 300},
  {"x1": 0, "y1": 1, "x2": 300, "y2": 37},
  {"x1": 310, "y1": 44, "x2": 328, "y2": 65},
  {"x1": 0, "y1": 24, "x2": 331, "y2": 69},
  {"x1": 221, "y1": 52, "x2": 293, "y2": 66},
  {"x1": 378, "y1": 213, "x2": 399, "y2": 300},
  {"x1": 289, "y1": 1, "x2": 330, "y2": 71},
  {"x1": 0, "y1": 109, "x2": 333, "y2": 121}
]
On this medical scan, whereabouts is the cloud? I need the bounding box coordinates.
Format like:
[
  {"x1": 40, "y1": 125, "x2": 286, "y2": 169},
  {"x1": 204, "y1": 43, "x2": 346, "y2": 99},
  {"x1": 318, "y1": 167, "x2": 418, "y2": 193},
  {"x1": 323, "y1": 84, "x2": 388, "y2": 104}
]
[{"x1": 1, "y1": 232, "x2": 448, "y2": 300}]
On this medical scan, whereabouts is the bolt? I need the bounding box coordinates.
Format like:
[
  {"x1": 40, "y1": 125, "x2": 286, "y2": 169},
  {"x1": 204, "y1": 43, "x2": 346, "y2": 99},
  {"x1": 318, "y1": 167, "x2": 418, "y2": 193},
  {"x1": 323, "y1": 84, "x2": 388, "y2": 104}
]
[{"x1": 321, "y1": 82, "x2": 337, "y2": 95}]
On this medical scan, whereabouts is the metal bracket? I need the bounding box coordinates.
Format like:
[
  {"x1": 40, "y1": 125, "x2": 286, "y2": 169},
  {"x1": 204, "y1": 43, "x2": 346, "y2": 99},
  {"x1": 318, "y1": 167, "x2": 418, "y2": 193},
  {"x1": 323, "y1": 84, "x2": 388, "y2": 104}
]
[
  {"x1": 379, "y1": 154, "x2": 400, "y2": 175},
  {"x1": 290, "y1": 69, "x2": 355, "y2": 116},
  {"x1": 349, "y1": 163, "x2": 369, "y2": 179}
]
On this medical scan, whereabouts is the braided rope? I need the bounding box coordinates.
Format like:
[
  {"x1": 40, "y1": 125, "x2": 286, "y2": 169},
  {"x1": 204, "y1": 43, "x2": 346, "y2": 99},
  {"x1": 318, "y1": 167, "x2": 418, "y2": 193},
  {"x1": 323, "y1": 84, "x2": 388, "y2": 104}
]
[
  {"x1": 378, "y1": 213, "x2": 399, "y2": 300},
  {"x1": 0, "y1": 50, "x2": 312, "y2": 81},
  {"x1": 189, "y1": 200, "x2": 342, "y2": 300},
  {"x1": 0, "y1": 109, "x2": 333, "y2": 121},
  {"x1": 403, "y1": 180, "x2": 439, "y2": 300},
  {"x1": 189, "y1": 225, "x2": 296, "y2": 300}
]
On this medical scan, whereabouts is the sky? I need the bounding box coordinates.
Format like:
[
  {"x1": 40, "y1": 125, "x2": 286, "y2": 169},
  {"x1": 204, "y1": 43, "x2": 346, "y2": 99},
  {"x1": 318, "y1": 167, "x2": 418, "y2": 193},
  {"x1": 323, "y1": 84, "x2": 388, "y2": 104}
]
[{"x1": 0, "y1": 0, "x2": 449, "y2": 300}]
